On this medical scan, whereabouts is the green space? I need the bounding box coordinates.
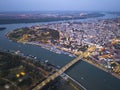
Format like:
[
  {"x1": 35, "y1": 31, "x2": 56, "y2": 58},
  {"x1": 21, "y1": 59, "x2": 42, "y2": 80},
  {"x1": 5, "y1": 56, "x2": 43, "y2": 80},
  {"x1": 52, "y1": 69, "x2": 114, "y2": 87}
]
[
  {"x1": 0, "y1": 51, "x2": 52, "y2": 90},
  {"x1": 7, "y1": 27, "x2": 60, "y2": 44}
]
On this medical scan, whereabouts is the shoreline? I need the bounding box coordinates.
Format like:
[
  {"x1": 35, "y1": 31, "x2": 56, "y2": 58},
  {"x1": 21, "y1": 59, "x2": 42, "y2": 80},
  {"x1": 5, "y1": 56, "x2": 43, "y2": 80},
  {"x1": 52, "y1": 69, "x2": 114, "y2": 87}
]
[
  {"x1": 1, "y1": 13, "x2": 120, "y2": 90},
  {"x1": 21, "y1": 41, "x2": 76, "y2": 57},
  {"x1": 83, "y1": 58, "x2": 120, "y2": 80},
  {"x1": 6, "y1": 34, "x2": 120, "y2": 81},
  {"x1": 0, "y1": 13, "x2": 105, "y2": 25},
  {"x1": 20, "y1": 41, "x2": 120, "y2": 80},
  {"x1": 5, "y1": 31, "x2": 120, "y2": 80},
  {"x1": 0, "y1": 49, "x2": 86, "y2": 90}
]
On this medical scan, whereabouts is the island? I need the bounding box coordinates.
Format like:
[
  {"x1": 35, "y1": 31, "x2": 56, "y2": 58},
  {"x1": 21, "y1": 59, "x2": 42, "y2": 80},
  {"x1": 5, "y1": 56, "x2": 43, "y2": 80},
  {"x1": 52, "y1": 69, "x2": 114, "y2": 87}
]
[
  {"x1": 0, "y1": 12, "x2": 105, "y2": 24},
  {"x1": 7, "y1": 18, "x2": 120, "y2": 80}
]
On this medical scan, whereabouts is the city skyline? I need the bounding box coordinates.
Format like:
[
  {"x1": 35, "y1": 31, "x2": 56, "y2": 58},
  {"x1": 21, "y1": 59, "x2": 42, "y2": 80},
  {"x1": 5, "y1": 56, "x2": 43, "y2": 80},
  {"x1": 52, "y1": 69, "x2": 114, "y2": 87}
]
[{"x1": 0, "y1": 0, "x2": 120, "y2": 12}]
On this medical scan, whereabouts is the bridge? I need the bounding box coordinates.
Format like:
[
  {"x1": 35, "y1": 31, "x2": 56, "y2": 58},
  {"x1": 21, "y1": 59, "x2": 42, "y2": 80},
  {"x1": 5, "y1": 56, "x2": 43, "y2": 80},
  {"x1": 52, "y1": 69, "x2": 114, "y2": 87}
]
[
  {"x1": 32, "y1": 53, "x2": 86, "y2": 90},
  {"x1": 32, "y1": 47, "x2": 95, "y2": 90},
  {"x1": 32, "y1": 39, "x2": 120, "y2": 90}
]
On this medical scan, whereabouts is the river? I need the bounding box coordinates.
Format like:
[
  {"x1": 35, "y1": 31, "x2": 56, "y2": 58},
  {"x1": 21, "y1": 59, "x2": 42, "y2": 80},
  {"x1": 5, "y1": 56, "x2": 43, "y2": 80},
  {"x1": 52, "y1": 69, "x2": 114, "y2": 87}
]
[{"x1": 0, "y1": 13, "x2": 120, "y2": 90}]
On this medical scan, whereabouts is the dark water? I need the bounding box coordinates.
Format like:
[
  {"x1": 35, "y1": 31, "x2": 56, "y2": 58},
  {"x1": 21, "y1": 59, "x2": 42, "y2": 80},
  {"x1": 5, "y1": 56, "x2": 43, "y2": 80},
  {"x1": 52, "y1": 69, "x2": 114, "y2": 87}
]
[{"x1": 0, "y1": 13, "x2": 120, "y2": 90}]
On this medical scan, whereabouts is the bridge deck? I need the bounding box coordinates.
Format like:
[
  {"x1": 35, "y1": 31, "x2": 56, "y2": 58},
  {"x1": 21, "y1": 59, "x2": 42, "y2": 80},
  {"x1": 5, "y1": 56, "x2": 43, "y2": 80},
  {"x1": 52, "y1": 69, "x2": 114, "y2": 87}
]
[{"x1": 32, "y1": 54, "x2": 83, "y2": 90}]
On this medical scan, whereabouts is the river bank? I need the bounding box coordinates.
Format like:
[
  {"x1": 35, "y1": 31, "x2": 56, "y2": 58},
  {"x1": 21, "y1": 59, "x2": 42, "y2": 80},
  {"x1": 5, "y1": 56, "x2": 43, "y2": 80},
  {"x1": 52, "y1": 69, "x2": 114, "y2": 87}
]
[
  {"x1": 0, "y1": 49, "x2": 85, "y2": 90},
  {"x1": 0, "y1": 50, "x2": 51, "y2": 90},
  {"x1": 83, "y1": 58, "x2": 120, "y2": 80},
  {"x1": 21, "y1": 41, "x2": 120, "y2": 80},
  {"x1": 6, "y1": 30, "x2": 120, "y2": 80},
  {"x1": 0, "y1": 12, "x2": 105, "y2": 24},
  {"x1": 1, "y1": 13, "x2": 120, "y2": 90}
]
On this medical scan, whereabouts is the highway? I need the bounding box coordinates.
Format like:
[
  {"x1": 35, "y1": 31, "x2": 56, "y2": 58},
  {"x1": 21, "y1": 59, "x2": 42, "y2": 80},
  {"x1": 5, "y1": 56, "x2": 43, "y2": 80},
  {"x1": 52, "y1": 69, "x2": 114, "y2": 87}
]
[{"x1": 32, "y1": 54, "x2": 84, "y2": 90}]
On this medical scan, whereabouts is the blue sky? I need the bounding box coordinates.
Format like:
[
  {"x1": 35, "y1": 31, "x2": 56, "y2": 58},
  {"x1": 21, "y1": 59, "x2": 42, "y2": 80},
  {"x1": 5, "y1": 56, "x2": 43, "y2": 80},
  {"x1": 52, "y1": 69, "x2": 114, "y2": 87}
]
[{"x1": 0, "y1": 0, "x2": 120, "y2": 12}]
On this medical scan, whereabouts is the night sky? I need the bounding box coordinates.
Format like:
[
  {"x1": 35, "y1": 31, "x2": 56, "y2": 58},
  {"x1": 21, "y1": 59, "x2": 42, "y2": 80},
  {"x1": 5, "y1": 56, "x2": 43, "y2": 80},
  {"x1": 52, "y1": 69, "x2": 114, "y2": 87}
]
[{"x1": 0, "y1": 0, "x2": 120, "y2": 12}]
